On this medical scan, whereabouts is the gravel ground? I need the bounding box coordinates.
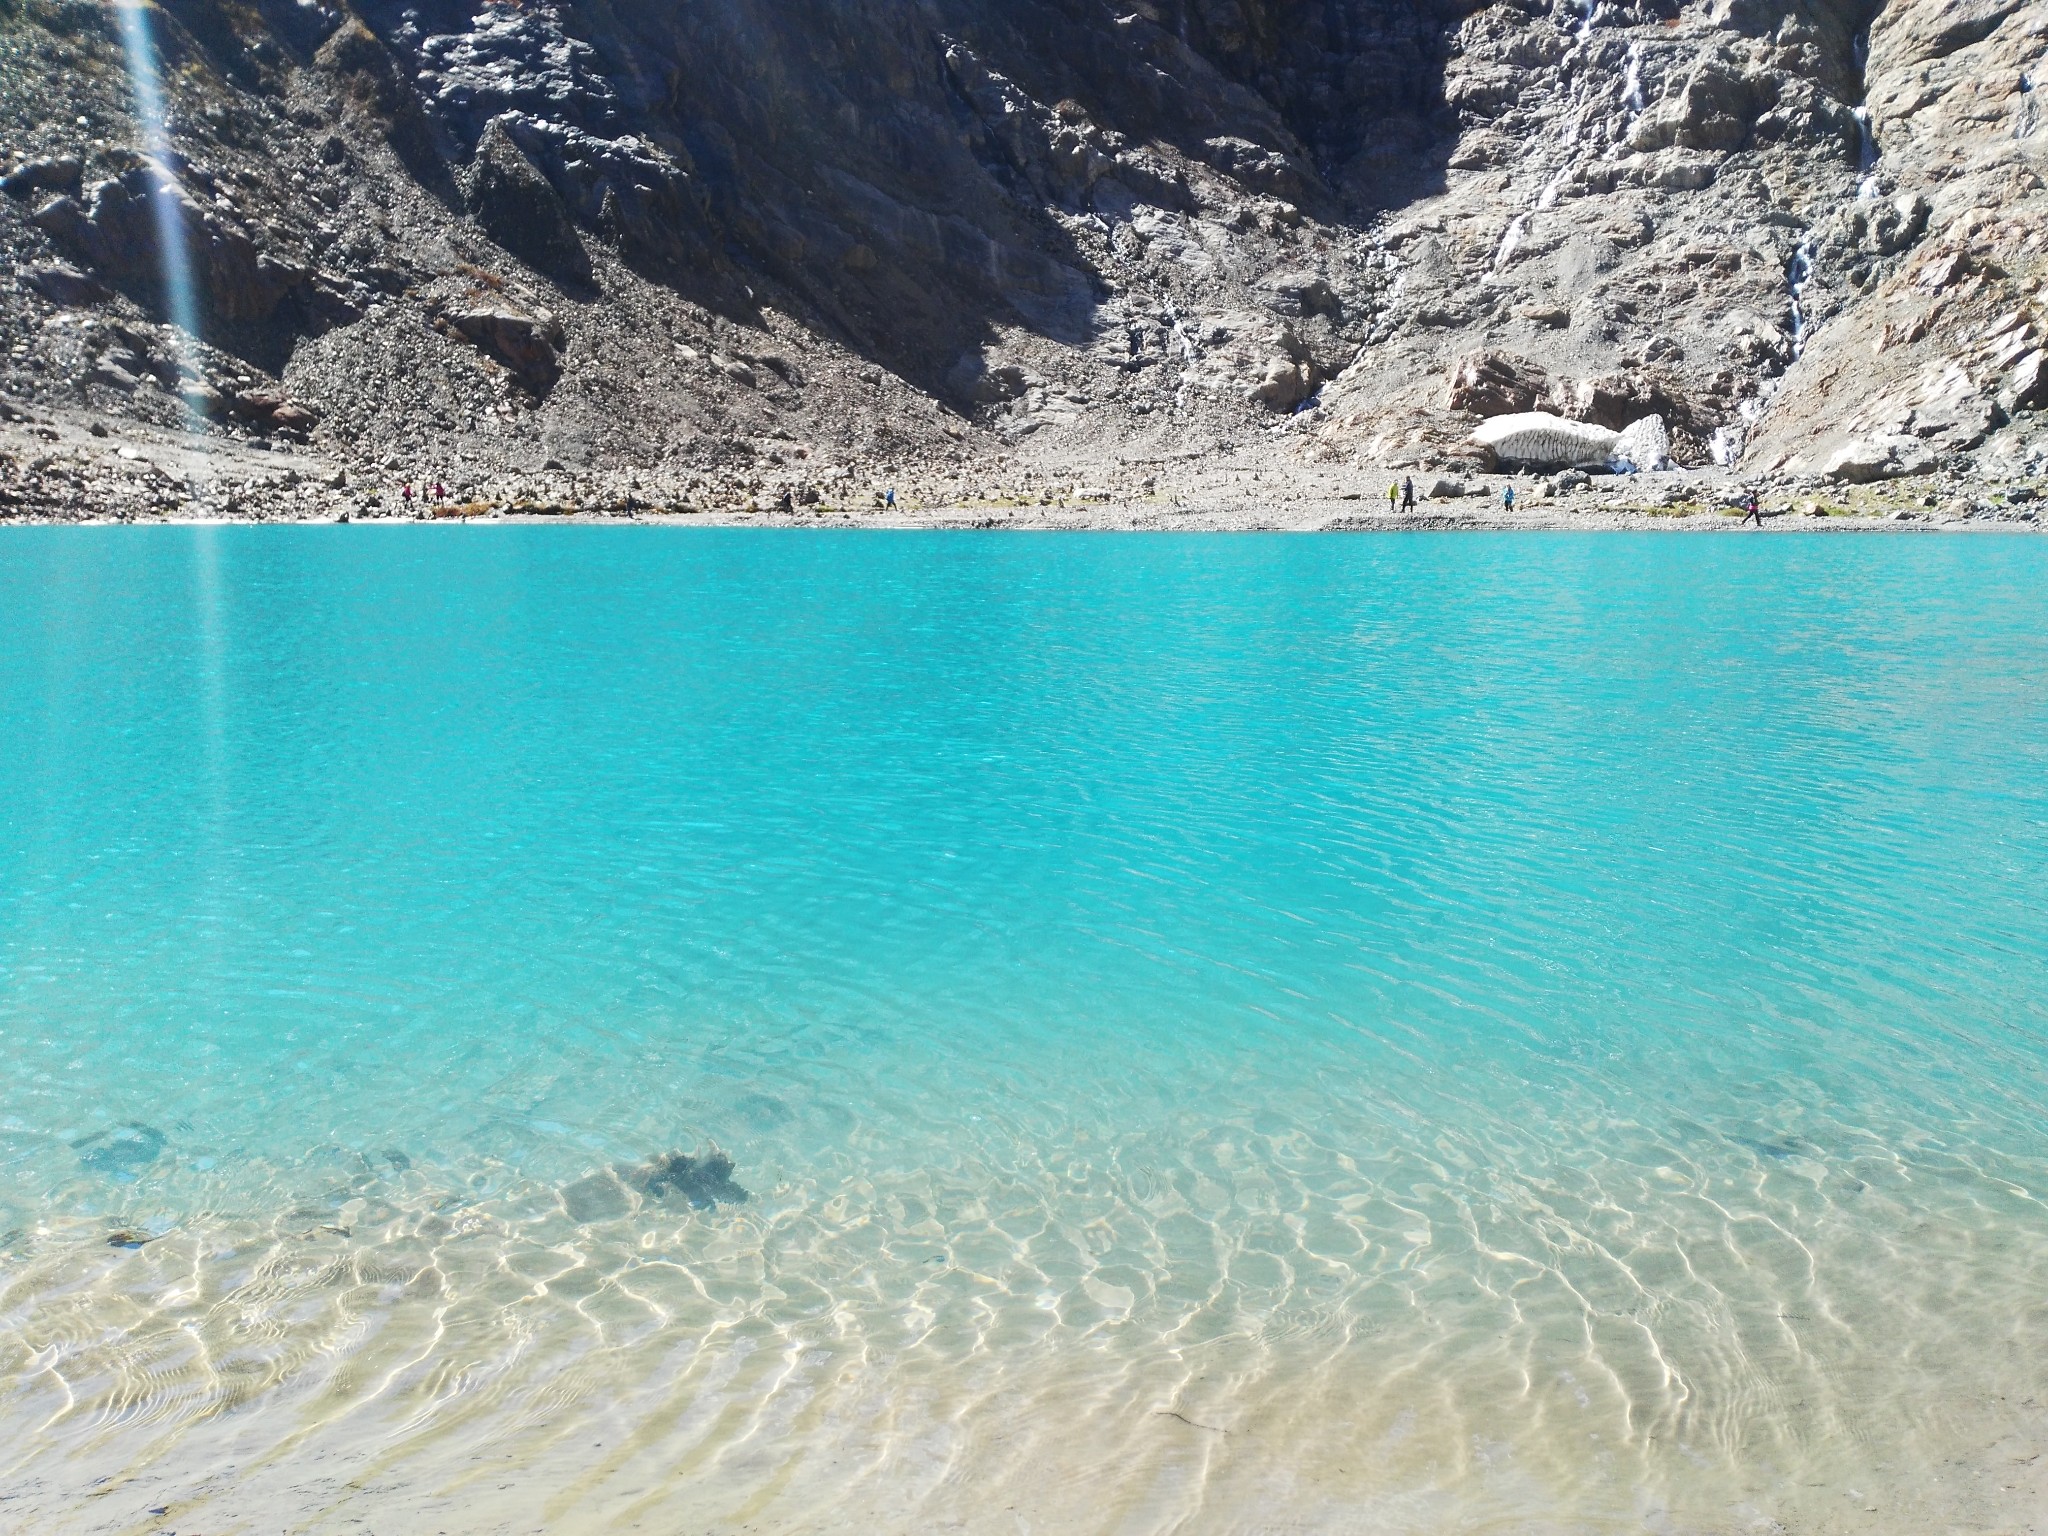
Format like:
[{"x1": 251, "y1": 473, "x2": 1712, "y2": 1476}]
[{"x1": 5, "y1": 403, "x2": 2040, "y2": 532}]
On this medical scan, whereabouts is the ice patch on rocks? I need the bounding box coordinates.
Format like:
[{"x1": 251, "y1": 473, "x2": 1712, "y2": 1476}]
[
  {"x1": 1473, "y1": 412, "x2": 1618, "y2": 467},
  {"x1": 1474, "y1": 411, "x2": 1678, "y2": 471},
  {"x1": 1611, "y1": 414, "x2": 1672, "y2": 472}
]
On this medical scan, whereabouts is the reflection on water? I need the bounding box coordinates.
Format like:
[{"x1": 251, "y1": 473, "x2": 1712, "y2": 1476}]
[{"x1": 2, "y1": 530, "x2": 2046, "y2": 1532}]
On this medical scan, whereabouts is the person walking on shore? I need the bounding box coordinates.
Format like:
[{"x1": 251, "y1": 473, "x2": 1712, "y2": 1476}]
[
  {"x1": 1503, "y1": 484, "x2": 1516, "y2": 513},
  {"x1": 1744, "y1": 489, "x2": 1763, "y2": 526},
  {"x1": 1400, "y1": 476, "x2": 1415, "y2": 512},
  {"x1": 1386, "y1": 480, "x2": 1399, "y2": 513}
]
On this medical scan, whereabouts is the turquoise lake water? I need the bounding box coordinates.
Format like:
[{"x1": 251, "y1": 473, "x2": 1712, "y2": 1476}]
[{"x1": 3, "y1": 529, "x2": 2047, "y2": 1534}]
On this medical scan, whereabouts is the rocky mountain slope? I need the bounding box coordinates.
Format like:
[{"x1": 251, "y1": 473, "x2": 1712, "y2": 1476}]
[{"x1": 0, "y1": 0, "x2": 2043, "y2": 516}]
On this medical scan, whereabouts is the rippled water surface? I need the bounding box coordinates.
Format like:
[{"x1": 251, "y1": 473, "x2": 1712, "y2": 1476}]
[{"x1": 3, "y1": 528, "x2": 2047, "y2": 1534}]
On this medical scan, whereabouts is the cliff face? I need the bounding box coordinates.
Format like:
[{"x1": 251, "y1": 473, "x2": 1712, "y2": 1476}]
[
  {"x1": 323, "y1": 0, "x2": 1460, "y2": 376},
  {"x1": 0, "y1": 0, "x2": 2043, "y2": 499}
]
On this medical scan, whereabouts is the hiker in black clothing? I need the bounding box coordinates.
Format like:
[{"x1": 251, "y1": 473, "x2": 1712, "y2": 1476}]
[
  {"x1": 1400, "y1": 476, "x2": 1415, "y2": 512},
  {"x1": 1744, "y1": 489, "x2": 1763, "y2": 526}
]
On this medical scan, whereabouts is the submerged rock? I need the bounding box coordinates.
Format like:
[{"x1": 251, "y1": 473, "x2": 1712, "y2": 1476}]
[
  {"x1": 74, "y1": 1123, "x2": 167, "y2": 1176},
  {"x1": 734, "y1": 1093, "x2": 795, "y2": 1129},
  {"x1": 560, "y1": 1168, "x2": 632, "y2": 1223},
  {"x1": 560, "y1": 1146, "x2": 751, "y2": 1221},
  {"x1": 620, "y1": 1147, "x2": 749, "y2": 1209}
]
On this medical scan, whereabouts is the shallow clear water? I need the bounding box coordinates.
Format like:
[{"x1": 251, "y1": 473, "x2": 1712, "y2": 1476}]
[{"x1": 3, "y1": 529, "x2": 2047, "y2": 1534}]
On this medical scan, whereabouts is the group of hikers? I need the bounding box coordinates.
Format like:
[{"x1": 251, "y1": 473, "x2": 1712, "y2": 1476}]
[
  {"x1": 397, "y1": 481, "x2": 449, "y2": 513},
  {"x1": 1379, "y1": 475, "x2": 1768, "y2": 522},
  {"x1": 1383, "y1": 476, "x2": 1516, "y2": 514},
  {"x1": 371, "y1": 473, "x2": 1770, "y2": 522}
]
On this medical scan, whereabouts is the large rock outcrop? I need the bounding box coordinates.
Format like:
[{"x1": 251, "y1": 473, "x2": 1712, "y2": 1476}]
[{"x1": 26, "y1": 157, "x2": 359, "y2": 358}]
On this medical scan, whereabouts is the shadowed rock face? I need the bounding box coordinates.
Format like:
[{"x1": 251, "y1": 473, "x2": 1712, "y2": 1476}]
[
  {"x1": 1140, "y1": 0, "x2": 1461, "y2": 170},
  {"x1": 463, "y1": 118, "x2": 591, "y2": 288},
  {"x1": 27, "y1": 159, "x2": 360, "y2": 363},
  {"x1": 318, "y1": 0, "x2": 1466, "y2": 385}
]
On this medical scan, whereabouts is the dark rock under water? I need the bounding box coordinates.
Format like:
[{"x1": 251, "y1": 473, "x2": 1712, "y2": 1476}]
[
  {"x1": 734, "y1": 1093, "x2": 795, "y2": 1130},
  {"x1": 73, "y1": 1123, "x2": 167, "y2": 1177},
  {"x1": 560, "y1": 1169, "x2": 633, "y2": 1224},
  {"x1": 559, "y1": 1146, "x2": 750, "y2": 1223},
  {"x1": 624, "y1": 1148, "x2": 750, "y2": 1210}
]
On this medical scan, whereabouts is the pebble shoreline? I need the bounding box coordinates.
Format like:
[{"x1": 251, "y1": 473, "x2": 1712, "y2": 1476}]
[{"x1": 3, "y1": 412, "x2": 2041, "y2": 533}]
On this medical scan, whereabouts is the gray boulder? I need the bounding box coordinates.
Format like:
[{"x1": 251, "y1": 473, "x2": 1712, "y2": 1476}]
[
  {"x1": 1631, "y1": 60, "x2": 1762, "y2": 154},
  {"x1": 26, "y1": 262, "x2": 109, "y2": 306},
  {"x1": 1258, "y1": 269, "x2": 1342, "y2": 321},
  {"x1": 2003, "y1": 350, "x2": 2048, "y2": 415},
  {"x1": 1821, "y1": 434, "x2": 1939, "y2": 483},
  {"x1": 443, "y1": 301, "x2": 568, "y2": 394},
  {"x1": 1, "y1": 155, "x2": 81, "y2": 199}
]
